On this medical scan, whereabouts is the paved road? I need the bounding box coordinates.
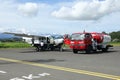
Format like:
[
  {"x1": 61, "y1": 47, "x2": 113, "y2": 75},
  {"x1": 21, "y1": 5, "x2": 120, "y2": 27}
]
[{"x1": 0, "y1": 47, "x2": 120, "y2": 80}]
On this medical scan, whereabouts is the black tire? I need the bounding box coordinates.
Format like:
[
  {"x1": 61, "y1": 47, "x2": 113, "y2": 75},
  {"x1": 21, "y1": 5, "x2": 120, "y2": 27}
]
[
  {"x1": 50, "y1": 45, "x2": 54, "y2": 51},
  {"x1": 102, "y1": 47, "x2": 108, "y2": 52},
  {"x1": 73, "y1": 49, "x2": 78, "y2": 54},
  {"x1": 41, "y1": 46, "x2": 44, "y2": 51},
  {"x1": 50, "y1": 47, "x2": 54, "y2": 51},
  {"x1": 59, "y1": 47, "x2": 63, "y2": 52},
  {"x1": 85, "y1": 45, "x2": 92, "y2": 53},
  {"x1": 35, "y1": 46, "x2": 40, "y2": 52}
]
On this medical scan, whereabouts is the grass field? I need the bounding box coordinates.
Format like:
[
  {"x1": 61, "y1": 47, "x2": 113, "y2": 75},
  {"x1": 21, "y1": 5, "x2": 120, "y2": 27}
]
[
  {"x1": 109, "y1": 42, "x2": 120, "y2": 47},
  {"x1": 0, "y1": 42, "x2": 31, "y2": 48}
]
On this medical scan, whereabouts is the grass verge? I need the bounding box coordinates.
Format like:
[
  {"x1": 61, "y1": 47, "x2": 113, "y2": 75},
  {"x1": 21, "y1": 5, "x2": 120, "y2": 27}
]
[
  {"x1": 0, "y1": 42, "x2": 31, "y2": 48},
  {"x1": 109, "y1": 42, "x2": 120, "y2": 47}
]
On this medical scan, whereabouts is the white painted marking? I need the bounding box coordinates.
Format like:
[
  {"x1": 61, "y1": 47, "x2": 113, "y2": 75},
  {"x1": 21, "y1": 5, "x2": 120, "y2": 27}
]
[
  {"x1": 10, "y1": 78, "x2": 25, "y2": 80},
  {"x1": 10, "y1": 73, "x2": 50, "y2": 80},
  {"x1": 22, "y1": 74, "x2": 33, "y2": 79},
  {"x1": 38, "y1": 73, "x2": 50, "y2": 76},
  {"x1": 0, "y1": 70, "x2": 7, "y2": 74}
]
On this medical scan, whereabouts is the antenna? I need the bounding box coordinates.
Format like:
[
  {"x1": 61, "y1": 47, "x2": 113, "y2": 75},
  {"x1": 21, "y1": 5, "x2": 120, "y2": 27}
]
[{"x1": 83, "y1": 30, "x2": 85, "y2": 33}]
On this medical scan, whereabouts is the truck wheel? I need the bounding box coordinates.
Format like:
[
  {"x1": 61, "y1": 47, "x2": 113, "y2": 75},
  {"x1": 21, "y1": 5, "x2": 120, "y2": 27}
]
[
  {"x1": 50, "y1": 47, "x2": 54, "y2": 51},
  {"x1": 73, "y1": 49, "x2": 78, "y2": 54},
  {"x1": 85, "y1": 45, "x2": 92, "y2": 53},
  {"x1": 50, "y1": 44, "x2": 54, "y2": 51},
  {"x1": 102, "y1": 47, "x2": 108, "y2": 52}
]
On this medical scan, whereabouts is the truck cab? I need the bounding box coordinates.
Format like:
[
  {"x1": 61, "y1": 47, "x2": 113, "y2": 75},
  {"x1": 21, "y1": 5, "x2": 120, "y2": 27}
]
[{"x1": 70, "y1": 33, "x2": 92, "y2": 53}]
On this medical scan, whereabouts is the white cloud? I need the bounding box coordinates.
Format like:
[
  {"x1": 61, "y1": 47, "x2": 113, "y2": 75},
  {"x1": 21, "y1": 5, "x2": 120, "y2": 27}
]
[
  {"x1": 0, "y1": 0, "x2": 119, "y2": 34},
  {"x1": 18, "y1": 2, "x2": 39, "y2": 17},
  {"x1": 52, "y1": 0, "x2": 120, "y2": 20}
]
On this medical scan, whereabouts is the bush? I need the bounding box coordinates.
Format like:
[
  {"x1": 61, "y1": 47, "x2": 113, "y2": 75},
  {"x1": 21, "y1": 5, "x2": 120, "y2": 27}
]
[
  {"x1": 109, "y1": 31, "x2": 120, "y2": 41},
  {"x1": 110, "y1": 42, "x2": 120, "y2": 46}
]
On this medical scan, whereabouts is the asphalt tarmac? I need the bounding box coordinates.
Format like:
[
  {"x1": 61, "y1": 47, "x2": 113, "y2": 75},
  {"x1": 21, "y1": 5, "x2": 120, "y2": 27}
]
[{"x1": 0, "y1": 47, "x2": 120, "y2": 80}]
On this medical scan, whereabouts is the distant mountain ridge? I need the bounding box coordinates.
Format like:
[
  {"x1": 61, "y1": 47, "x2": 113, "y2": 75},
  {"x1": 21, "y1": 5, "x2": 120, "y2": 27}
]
[{"x1": 0, "y1": 33, "x2": 17, "y2": 39}]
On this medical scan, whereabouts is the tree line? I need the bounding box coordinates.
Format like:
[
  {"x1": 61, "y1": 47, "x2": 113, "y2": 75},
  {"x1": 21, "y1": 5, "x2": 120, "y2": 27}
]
[
  {"x1": 109, "y1": 31, "x2": 120, "y2": 42},
  {"x1": 0, "y1": 37, "x2": 23, "y2": 42},
  {"x1": 0, "y1": 31, "x2": 120, "y2": 42}
]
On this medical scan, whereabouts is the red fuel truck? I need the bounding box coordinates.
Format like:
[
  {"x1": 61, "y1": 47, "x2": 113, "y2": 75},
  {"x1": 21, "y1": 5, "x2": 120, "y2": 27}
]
[{"x1": 70, "y1": 32, "x2": 113, "y2": 53}]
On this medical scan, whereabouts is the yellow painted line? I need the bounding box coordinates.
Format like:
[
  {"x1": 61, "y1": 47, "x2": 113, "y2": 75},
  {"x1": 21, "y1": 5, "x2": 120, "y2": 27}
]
[{"x1": 0, "y1": 57, "x2": 120, "y2": 80}]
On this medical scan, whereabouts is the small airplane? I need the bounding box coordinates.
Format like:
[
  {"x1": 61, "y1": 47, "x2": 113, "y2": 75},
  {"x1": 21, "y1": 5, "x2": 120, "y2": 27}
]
[{"x1": 4, "y1": 32, "x2": 64, "y2": 51}]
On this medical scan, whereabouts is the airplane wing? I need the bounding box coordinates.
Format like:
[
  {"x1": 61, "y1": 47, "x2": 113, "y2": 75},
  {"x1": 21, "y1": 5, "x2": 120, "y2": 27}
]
[
  {"x1": 3, "y1": 32, "x2": 64, "y2": 45},
  {"x1": 3, "y1": 32, "x2": 47, "y2": 38}
]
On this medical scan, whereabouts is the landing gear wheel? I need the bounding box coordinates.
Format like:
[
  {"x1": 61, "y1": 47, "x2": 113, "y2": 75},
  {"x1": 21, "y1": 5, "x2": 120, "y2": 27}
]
[
  {"x1": 59, "y1": 47, "x2": 63, "y2": 52},
  {"x1": 35, "y1": 46, "x2": 40, "y2": 52}
]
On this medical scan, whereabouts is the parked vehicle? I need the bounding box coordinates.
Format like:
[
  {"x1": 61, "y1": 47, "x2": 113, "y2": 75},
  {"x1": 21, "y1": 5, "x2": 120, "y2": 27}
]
[
  {"x1": 33, "y1": 34, "x2": 64, "y2": 51},
  {"x1": 70, "y1": 32, "x2": 113, "y2": 53},
  {"x1": 4, "y1": 32, "x2": 64, "y2": 52}
]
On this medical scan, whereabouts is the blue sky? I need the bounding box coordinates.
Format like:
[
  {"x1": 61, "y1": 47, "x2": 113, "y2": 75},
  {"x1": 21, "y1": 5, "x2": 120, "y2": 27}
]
[{"x1": 0, "y1": 0, "x2": 120, "y2": 34}]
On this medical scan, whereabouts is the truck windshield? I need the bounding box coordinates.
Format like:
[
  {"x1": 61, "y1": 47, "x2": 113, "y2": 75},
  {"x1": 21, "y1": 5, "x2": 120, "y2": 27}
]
[{"x1": 71, "y1": 34, "x2": 85, "y2": 40}]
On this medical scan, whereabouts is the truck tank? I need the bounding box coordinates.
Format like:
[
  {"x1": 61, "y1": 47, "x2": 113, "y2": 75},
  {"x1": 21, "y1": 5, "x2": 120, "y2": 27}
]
[{"x1": 91, "y1": 33, "x2": 111, "y2": 43}]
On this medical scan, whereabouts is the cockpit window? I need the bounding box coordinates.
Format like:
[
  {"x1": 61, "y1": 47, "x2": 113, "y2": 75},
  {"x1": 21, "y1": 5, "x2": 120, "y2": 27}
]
[
  {"x1": 71, "y1": 34, "x2": 85, "y2": 40},
  {"x1": 52, "y1": 35, "x2": 63, "y2": 39}
]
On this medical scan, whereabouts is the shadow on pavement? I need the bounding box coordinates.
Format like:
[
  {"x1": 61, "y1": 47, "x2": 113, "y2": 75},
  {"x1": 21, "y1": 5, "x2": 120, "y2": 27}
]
[{"x1": 23, "y1": 59, "x2": 65, "y2": 63}]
